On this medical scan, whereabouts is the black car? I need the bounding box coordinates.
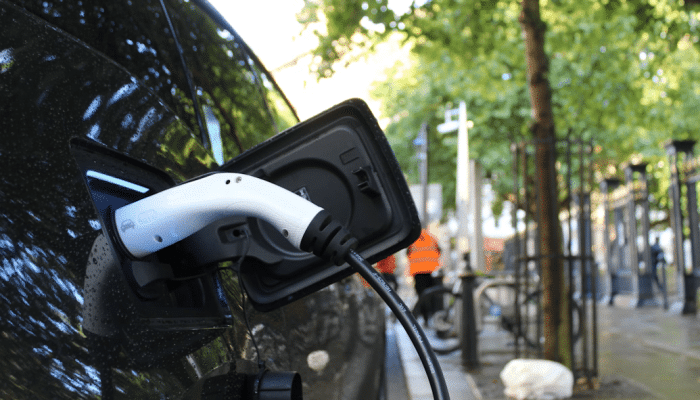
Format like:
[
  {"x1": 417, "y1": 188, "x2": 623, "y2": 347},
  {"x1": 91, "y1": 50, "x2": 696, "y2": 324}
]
[{"x1": 0, "y1": 1, "x2": 424, "y2": 398}]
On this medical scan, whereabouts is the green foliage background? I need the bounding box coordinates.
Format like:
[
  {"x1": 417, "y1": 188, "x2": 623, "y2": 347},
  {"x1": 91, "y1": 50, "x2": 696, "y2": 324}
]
[{"x1": 300, "y1": 0, "x2": 700, "y2": 224}]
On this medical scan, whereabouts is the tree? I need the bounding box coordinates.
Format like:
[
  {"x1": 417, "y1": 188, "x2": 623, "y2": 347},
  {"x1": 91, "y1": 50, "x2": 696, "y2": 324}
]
[
  {"x1": 519, "y1": 0, "x2": 567, "y2": 364},
  {"x1": 300, "y1": 0, "x2": 700, "y2": 367}
]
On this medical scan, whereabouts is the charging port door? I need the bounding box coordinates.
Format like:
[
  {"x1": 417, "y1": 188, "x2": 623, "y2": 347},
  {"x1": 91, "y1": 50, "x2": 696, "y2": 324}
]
[{"x1": 220, "y1": 99, "x2": 421, "y2": 311}]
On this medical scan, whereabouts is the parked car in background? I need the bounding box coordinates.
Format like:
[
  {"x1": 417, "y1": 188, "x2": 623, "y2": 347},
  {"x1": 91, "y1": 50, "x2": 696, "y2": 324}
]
[{"x1": 0, "y1": 0, "x2": 386, "y2": 398}]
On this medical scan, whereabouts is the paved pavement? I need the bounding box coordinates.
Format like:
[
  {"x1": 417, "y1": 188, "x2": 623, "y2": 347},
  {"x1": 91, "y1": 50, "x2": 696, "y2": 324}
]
[
  {"x1": 598, "y1": 297, "x2": 700, "y2": 399},
  {"x1": 392, "y1": 320, "x2": 481, "y2": 400},
  {"x1": 388, "y1": 290, "x2": 700, "y2": 400},
  {"x1": 388, "y1": 282, "x2": 481, "y2": 400}
]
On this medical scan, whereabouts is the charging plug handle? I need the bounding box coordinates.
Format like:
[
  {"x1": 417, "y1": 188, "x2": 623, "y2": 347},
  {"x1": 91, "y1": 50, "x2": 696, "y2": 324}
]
[
  {"x1": 114, "y1": 172, "x2": 357, "y2": 265},
  {"x1": 114, "y1": 173, "x2": 324, "y2": 259},
  {"x1": 299, "y1": 210, "x2": 358, "y2": 266}
]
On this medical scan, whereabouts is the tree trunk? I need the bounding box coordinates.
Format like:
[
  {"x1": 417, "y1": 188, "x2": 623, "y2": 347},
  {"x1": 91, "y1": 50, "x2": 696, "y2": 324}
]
[{"x1": 519, "y1": 0, "x2": 571, "y2": 366}]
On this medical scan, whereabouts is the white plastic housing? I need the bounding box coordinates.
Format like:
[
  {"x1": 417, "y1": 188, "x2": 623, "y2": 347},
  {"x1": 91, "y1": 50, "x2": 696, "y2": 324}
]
[{"x1": 114, "y1": 173, "x2": 323, "y2": 258}]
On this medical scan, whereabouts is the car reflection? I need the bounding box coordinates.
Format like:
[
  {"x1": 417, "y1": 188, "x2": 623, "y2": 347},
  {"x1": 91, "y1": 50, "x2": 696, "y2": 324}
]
[{"x1": 1, "y1": 0, "x2": 388, "y2": 398}]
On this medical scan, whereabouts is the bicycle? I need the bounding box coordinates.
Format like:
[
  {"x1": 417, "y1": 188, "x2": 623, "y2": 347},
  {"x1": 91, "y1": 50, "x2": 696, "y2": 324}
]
[
  {"x1": 410, "y1": 276, "x2": 533, "y2": 355},
  {"x1": 412, "y1": 274, "x2": 579, "y2": 355},
  {"x1": 477, "y1": 278, "x2": 585, "y2": 351},
  {"x1": 411, "y1": 279, "x2": 463, "y2": 355},
  {"x1": 476, "y1": 278, "x2": 542, "y2": 350}
]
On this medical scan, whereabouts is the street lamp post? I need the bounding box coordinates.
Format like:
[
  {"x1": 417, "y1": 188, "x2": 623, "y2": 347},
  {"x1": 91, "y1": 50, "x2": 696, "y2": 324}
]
[{"x1": 438, "y1": 101, "x2": 483, "y2": 270}]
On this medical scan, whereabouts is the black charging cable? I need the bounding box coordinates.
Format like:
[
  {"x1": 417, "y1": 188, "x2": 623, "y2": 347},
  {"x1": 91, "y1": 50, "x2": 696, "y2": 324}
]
[
  {"x1": 345, "y1": 250, "x2": 450, "y2": 400},
  {"x1": 299, "y1": 210, "x2": 450, "y2": 400}
]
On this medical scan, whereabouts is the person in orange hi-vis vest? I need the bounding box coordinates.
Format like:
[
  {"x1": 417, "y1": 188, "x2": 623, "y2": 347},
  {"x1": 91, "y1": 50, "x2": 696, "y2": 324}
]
[{"x1": 407, "y1": 229, "x2": 441, "y2": 322}]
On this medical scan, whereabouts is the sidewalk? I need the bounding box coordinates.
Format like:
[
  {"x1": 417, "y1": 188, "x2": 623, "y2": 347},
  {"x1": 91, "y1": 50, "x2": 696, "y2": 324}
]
[
  {"x1": 392, "y1": 294, "x2": 700, "y2": 399},
  {"x1": 393, "y1": 320, "x2": 481, "y2": 400},
  {"x1": 390, "y1": 280, "x2": 481, "y2": 399},
  {"x1": 596, "y1": 299, "x2": 700, "y2": 399}
]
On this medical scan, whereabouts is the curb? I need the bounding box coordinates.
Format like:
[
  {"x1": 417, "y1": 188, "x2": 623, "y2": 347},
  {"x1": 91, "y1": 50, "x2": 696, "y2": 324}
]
[{"x1": 393, "y1": 321, "x2": 482, "y2": 400}]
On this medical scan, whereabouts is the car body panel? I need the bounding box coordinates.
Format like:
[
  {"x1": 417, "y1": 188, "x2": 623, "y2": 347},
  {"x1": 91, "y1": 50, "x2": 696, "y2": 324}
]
[{"x1": 0, "y1": 1, "x2": 385, "y2": 398}]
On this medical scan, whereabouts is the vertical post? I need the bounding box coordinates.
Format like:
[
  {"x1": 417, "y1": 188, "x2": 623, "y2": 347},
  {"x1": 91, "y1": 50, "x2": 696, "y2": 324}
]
[
  {"x1": 456, "y1": 101, "x2": 470, "y2": 258},
  {"x1": 685, "y1": 158, "x2": 700, "y2": 297},
  {"x1": 614, "y1": 206, "x2": 627, "y2": 297},
  {"x1": 588, "y1": 141, "x2": 598, "y2": 381},
  {"x1": 665, "y1": 140, "x2": 697, "y2": 314},
  {"x1": 666, "y1": 142, "x2": 685, "y2": 277},
  {"x1": 624, "y1": 163, "x2": 655, "y2": 307},
  {"x1": 523, "y1": 146, "x2": 535, "y2": 357},
  {"x1": 578, "y1": 192, "x2": 593, "y2": 379},
  {"x1": 577, "y1": 139, "x2": 593, "y2": 381},
  {"x1": 601, "y1": 178, "x2": 621, "y2": 305},
  {"x1": 601, "y1": 179, "x2": 611, "y2": 304},
  {"x1": 565, "y1": 135, "x2": 576, "y2": 374},
  {"x1": 623, "y1": 164, "x2": 639, "y2": 297},
  {"x1": 461, "y1": 272, "x2": 479, "y2": 369},
  {"x1": 470, "y1": 160, "x2": 485, "y2": 271},
  {"x1": 638, "y1": 164, "x2": 655, "y2": 307},
  {"x1": 418, "y1": 122, "x2": 430, "y2": 225},
  {"x1": 511, "y1": 143, "x2": 522, "y2": 358}
]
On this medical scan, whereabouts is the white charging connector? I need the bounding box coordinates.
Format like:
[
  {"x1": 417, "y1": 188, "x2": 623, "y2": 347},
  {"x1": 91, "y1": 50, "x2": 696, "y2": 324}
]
[{"x1": 114, "y1": 173, "x2": 323, "y2": 258}]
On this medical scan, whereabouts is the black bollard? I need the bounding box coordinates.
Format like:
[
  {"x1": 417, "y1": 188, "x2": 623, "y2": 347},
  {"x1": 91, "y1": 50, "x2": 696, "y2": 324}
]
[{"x1": 460, "y1": 271, "x2": 479, "y2": 370}]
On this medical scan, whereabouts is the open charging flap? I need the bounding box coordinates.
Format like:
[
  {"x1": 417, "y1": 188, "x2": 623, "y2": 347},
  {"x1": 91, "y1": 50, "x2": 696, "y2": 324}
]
[
  {"x1": 213, "y1": 98, "x2": 421, "y2": 311},
  {"x1": 73, "y1": 98, "x2": 420, "y2": 320}
]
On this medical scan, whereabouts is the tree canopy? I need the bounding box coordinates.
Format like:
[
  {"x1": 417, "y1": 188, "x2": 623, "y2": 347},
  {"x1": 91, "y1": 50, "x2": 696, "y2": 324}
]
[{"x1": 300, "y1": 0, "x2": 700, "y2": 221}]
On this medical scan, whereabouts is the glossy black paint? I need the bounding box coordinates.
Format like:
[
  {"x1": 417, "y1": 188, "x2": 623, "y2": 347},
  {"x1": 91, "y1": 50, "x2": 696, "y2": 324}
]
[{"x1": 0, "y1": 0, "x2": 385, "y2": 398}]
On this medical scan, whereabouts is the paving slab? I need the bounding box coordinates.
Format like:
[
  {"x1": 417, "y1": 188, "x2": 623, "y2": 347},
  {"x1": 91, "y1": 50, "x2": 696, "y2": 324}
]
[
  {"x1": 468, "y1": 301, "x2": 700, "y2": 399},
  {"x1": 393, "y1": 321, "x2": 481, "y2": 400}
]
